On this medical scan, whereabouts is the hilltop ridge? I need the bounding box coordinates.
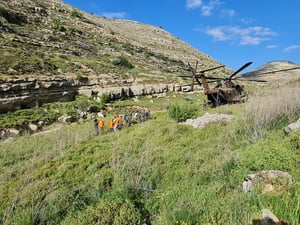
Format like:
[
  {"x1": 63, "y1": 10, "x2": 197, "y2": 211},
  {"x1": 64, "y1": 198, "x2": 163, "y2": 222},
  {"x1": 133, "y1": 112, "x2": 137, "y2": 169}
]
[{"x1": 243, "y1": 61, "x2": 300, "y2": 83}]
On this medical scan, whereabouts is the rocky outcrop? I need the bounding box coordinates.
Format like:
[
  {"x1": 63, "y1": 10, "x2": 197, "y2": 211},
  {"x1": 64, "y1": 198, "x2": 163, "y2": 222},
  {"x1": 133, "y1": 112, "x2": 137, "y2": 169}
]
[
  {"x1": 181, "y1": 113, "x2": 234, "y2": 129},
  {"x1": 0, "y1": 76, "x2": 176, "y2": 113},
  {"x1": 242, "y1": 170, "x2": 293, "y2": 194},
  {"x1": 0, "y1": 76, "x2": 78, "y2": 113},
  {"x1": 78, "y1": 83, "x2": 175, "y2": 100},
  {"x1": 284, "y1": 118, "x2": 300, "y2": 135},
  {"x1": 252, "y1": 209, "x2": 289, "y2": 225}
]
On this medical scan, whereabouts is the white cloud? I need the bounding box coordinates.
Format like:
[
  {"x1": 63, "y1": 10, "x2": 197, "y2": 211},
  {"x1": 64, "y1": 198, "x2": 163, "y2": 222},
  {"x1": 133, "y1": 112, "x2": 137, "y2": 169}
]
[
  {"x1": 102, "y1": 12, "x2": 127, "y2": 19},
  {"x1": 266, "y1": 45, "x2": 278, "y2": 49},
  {"x1": 205, "y1": 26, "x2": 277, "y2": 45},
  {"x1": 200, "y1": 0, "x2": 222, "y2": 16},
  {"x1": 186, "y1": 0, "x2": 203, "y2": 9},
  {"x1": 206, "y1": 27, "x2": 229, "y2": 41},
  {"x1": 240, "y1": 18, "x2": 253, "y2": 25},
  {"x1": 284, "y1": 45, "x2": 300, "y2": 52},
  {"x1": 240, "y1": 36, "x2": 269, "y2": 45},
  {"x1": 186, "y1": 0, "x2": 222, "y2": 16},
  {"x1": 201, "y1": 5, "x2": 213, "y2": 16},
  {"x1": 220, "y1": 9, "x2": 235, "y2": 18}
]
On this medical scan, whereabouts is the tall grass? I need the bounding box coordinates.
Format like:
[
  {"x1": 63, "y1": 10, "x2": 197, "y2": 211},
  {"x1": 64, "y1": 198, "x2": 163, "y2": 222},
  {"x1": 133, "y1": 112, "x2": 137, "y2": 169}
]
[{"x1": 244, "y1": 82, "x2": 300, "y2": 141}]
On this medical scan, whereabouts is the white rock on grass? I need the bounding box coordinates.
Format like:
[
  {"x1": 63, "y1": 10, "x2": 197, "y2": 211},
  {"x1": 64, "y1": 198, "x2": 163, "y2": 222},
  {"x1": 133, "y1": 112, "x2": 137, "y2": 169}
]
[{"x1": 181, "y1": 112, "x2": 234, "y2": 129}]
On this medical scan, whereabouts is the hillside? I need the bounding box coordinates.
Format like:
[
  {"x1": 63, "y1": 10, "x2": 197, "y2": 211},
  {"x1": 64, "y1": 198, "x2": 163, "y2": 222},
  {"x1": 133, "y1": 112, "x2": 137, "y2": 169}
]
[
  {"x1": 0, "y1": 0, "x2": 223, "y2": 81},
  {"x1": 0, "y1": 0, "x2": 232, "y2": 113}
]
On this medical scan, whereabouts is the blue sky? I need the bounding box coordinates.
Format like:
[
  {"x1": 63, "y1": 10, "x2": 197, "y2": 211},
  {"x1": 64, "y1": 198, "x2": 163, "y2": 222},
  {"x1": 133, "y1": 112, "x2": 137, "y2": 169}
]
[{"x1": 62, "y1": 0, "x2": 300, "y2": 73}]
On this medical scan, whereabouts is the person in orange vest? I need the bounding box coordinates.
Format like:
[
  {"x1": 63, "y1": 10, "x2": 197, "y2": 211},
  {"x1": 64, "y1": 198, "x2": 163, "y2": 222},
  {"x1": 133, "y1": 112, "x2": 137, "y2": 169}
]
[
  {"x1": 109, "y1": 118, "x2": 114, "y2": 133},
  {"x1": 113, "y1": 115, "x2": 120, "y2": 132},
  {"x1": 98, "y1": 118, "x2": 105, "y2": 135}
]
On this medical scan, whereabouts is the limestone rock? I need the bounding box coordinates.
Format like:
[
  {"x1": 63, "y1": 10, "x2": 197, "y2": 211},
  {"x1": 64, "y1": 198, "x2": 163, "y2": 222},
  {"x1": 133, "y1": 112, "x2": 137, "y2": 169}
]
[
  {"x1": 181, "y1": 113, "x2": 234, "y2": 129},
  {"x1": 284, "y1": 118, "x2": 300, "y2": 135},
  {"x1": 58, "y1": 115, "x2": 77, "y2": 123},
  {"x1": 8, "y1": 128, "x2": 20, "y2": 137},
  {"x1": 243, "y1": 170, "x2": 292, "y2": 194},
  {"x1": 28, "y1": 124, "x2": 39, "y2": 132}
]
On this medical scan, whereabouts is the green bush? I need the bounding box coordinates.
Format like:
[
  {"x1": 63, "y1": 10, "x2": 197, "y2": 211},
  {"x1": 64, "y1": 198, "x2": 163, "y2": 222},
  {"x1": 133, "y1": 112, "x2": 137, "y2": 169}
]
[
  {"x1": 52, "y1": 19, "x2": 66, "y2": 32},
  {"x1": 111, "y1": 56, "x2": 134, "y2": 69},
  {"x1": 70, "y1": 10, "x2": 83, "y2": 19},
  {"x1": 100, "y1": 93, "x2": 110, "y2": 103},
  {"x1": 167, "y1": 103, "x2": 199, "y2": 122},
  {"x1": 62, "y1": 199, "x2": 141, "y2": 225},
  {"x1": 287, "y1": 131, "x2": 300, "y2": 152}
]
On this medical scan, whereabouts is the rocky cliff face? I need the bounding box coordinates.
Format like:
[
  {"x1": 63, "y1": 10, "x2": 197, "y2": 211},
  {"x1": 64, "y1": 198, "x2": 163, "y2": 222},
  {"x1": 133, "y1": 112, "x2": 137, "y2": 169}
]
[
  {"x1": 0, "y1": 75, "x2": 178, "y2": 113},
  {"x1": 0, "y1": 76, "x2": 77, "y2": 112}
]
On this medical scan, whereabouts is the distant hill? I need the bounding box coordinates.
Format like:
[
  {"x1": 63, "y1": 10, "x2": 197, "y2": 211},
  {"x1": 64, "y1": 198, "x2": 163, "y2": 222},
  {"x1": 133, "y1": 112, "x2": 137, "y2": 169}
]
[{"x1": 242, "y1": 61, "x2": 300, "y2": 82}]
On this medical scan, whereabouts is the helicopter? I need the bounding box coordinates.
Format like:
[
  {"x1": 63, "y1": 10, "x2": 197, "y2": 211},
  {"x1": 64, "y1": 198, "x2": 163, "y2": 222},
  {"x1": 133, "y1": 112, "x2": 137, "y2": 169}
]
[
  {"x1": 178, "y1": 61, "x2": 266, "y2": 107},
  {"x1": 179, "y1": 61, "x2": 300, "y2": 107}
]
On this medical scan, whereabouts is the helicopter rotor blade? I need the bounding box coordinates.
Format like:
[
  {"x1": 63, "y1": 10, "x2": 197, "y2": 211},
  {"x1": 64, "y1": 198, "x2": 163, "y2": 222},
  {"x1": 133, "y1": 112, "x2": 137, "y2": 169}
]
[
  {"x1": 199, "y1": 65, "x2": 225, "y2": 73},
  {"x1": 177, "y1": 75, "x2": 193, "y2": 79},
  {"x1": 204, "y1": 76, "x2": 223, "y2": 80},
  {"x1": 195, "y1": 77, "x2": 202, "y2": 86},
  {"x1": 187, "y1": 62, "x2": 196, "y2": 74},
  {"x1": 187, "y1": 62, "x2": 196, "y2": 91},
  {"x1": 249, "y1": 66, "x2": 300, "y2": 77},
  {"x1": 229, "y1": 62, "x2": 253, "y2": 80},
  {"x1": 232, "y1": 77, "x2": 267, "y2": 82}
]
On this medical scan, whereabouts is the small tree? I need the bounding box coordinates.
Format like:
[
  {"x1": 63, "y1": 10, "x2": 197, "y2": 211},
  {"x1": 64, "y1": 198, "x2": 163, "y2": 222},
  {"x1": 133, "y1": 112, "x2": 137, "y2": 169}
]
[
  {"x1": 112, "y1": 56, "x2": 134, "y2": 69},
  {"x1": 168, "y1": 104, "x2": 199, "y2": 122}
]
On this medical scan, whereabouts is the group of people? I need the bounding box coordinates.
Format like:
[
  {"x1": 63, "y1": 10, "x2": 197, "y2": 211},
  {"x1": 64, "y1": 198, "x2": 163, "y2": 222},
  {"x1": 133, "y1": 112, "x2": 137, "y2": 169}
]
[{"x1": 93, "y1": 109, "x2": 151, "y2": 135}]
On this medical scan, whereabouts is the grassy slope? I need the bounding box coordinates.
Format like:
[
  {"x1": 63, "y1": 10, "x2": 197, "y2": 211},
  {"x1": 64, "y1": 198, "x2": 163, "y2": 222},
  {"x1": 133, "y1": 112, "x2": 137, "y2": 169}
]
[{"x1": 1, "y1": 89, "x2": 300, "y2": 225}]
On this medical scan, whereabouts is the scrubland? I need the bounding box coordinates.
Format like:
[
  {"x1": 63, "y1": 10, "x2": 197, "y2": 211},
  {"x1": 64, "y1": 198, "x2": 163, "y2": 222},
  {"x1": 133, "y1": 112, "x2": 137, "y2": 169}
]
[{"x1": 1, "y1": 80, "x2": 300, "y2": 225}]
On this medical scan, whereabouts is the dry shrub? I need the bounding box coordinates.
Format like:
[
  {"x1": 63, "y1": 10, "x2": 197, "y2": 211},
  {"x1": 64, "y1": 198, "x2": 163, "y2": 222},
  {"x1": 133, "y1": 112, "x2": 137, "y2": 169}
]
[{"x1": 245, "y1": 83, "x2": 300, "y2": 140}]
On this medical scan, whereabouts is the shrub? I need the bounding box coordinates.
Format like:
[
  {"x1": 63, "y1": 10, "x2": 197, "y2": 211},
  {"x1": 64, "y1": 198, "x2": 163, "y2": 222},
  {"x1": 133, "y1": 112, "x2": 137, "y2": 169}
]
[
  {"x1": 111, "y1": 56, "x2": 134, "y2": 69},
  {"x1": 52, "y1": 19, "x2": 66, "y2": 32},
  {"x1": 168, "y1": 103, "x2": 199, "y2": 122},
  {"x1": 70, "y1": 10, "x2": 83, "y2": 19},
  {"x1": 100, "y1": 93, "x2": 110, "y2": 104},
  {"x1": 0, "y1": 7, "x2": 27, "y2": 25},
  {"x1": 61, "y1": 199, "x2": 141, "y2": 225},
  {"x1": 287, "y1": 131, "x2": 300, "y2": 152}
]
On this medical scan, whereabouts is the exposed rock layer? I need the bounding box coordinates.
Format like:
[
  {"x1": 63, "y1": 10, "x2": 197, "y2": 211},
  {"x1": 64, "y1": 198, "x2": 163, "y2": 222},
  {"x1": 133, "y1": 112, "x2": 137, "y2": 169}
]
[{"x1": 0, "y1": 76, "x2": 175, "y2": 113}]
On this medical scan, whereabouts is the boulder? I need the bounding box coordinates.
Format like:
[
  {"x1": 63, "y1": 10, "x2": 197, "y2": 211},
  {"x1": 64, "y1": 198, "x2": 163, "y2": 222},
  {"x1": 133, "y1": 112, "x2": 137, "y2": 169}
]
[
  {"x1": 242, "y1": 170, "x2": 292, "y2": 194},
  {"x1": 28, "y1": 124, "x2": 39, "y2": 132},
  {"x1": 181, "y1": 113, "x2": 234, "y2": 129},
  {"x1": 261, "y1": 209, "x2": 280, "y2": 225},
  {"x1": 58, "y1": 115, "x2": 77, "y2": 123},
  {"x1": 8, "y1": 128, "x2": 20, "y2": 137},
  {"x1": 284, "y1": 118, "x2": 300, "y2": 135}
]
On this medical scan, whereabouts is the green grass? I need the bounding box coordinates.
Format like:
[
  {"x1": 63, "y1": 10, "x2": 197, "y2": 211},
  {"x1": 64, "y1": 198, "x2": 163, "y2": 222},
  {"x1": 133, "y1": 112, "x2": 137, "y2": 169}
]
[{"x1": 0, "y1": 90, "x2": 300, "y2": 224}]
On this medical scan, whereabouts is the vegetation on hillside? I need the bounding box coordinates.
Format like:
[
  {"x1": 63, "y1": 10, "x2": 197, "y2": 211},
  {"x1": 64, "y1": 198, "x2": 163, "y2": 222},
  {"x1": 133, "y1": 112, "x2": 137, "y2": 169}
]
[
  {"x1": 0, "y1": 95, "x2": 100, "y2": 130},
  {"x1": 0, "y1": 0, "x2": 222, "y2": 83},
  {"x1": 1, "y1": 80, "x2": 300, "y2": 224}
]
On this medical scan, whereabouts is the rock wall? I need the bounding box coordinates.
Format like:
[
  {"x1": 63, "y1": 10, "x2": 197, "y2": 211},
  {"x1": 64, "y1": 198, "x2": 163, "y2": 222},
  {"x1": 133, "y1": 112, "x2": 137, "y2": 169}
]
[
  {"x1": 78, "y1": 83, "x2": 175, "y2": 99},
  {"x1": 0, "y1": 76, "x2": 176, "y2": 113},
  {"x1": 0, "y1": 76, "x2": 78, "y2": 113}
]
